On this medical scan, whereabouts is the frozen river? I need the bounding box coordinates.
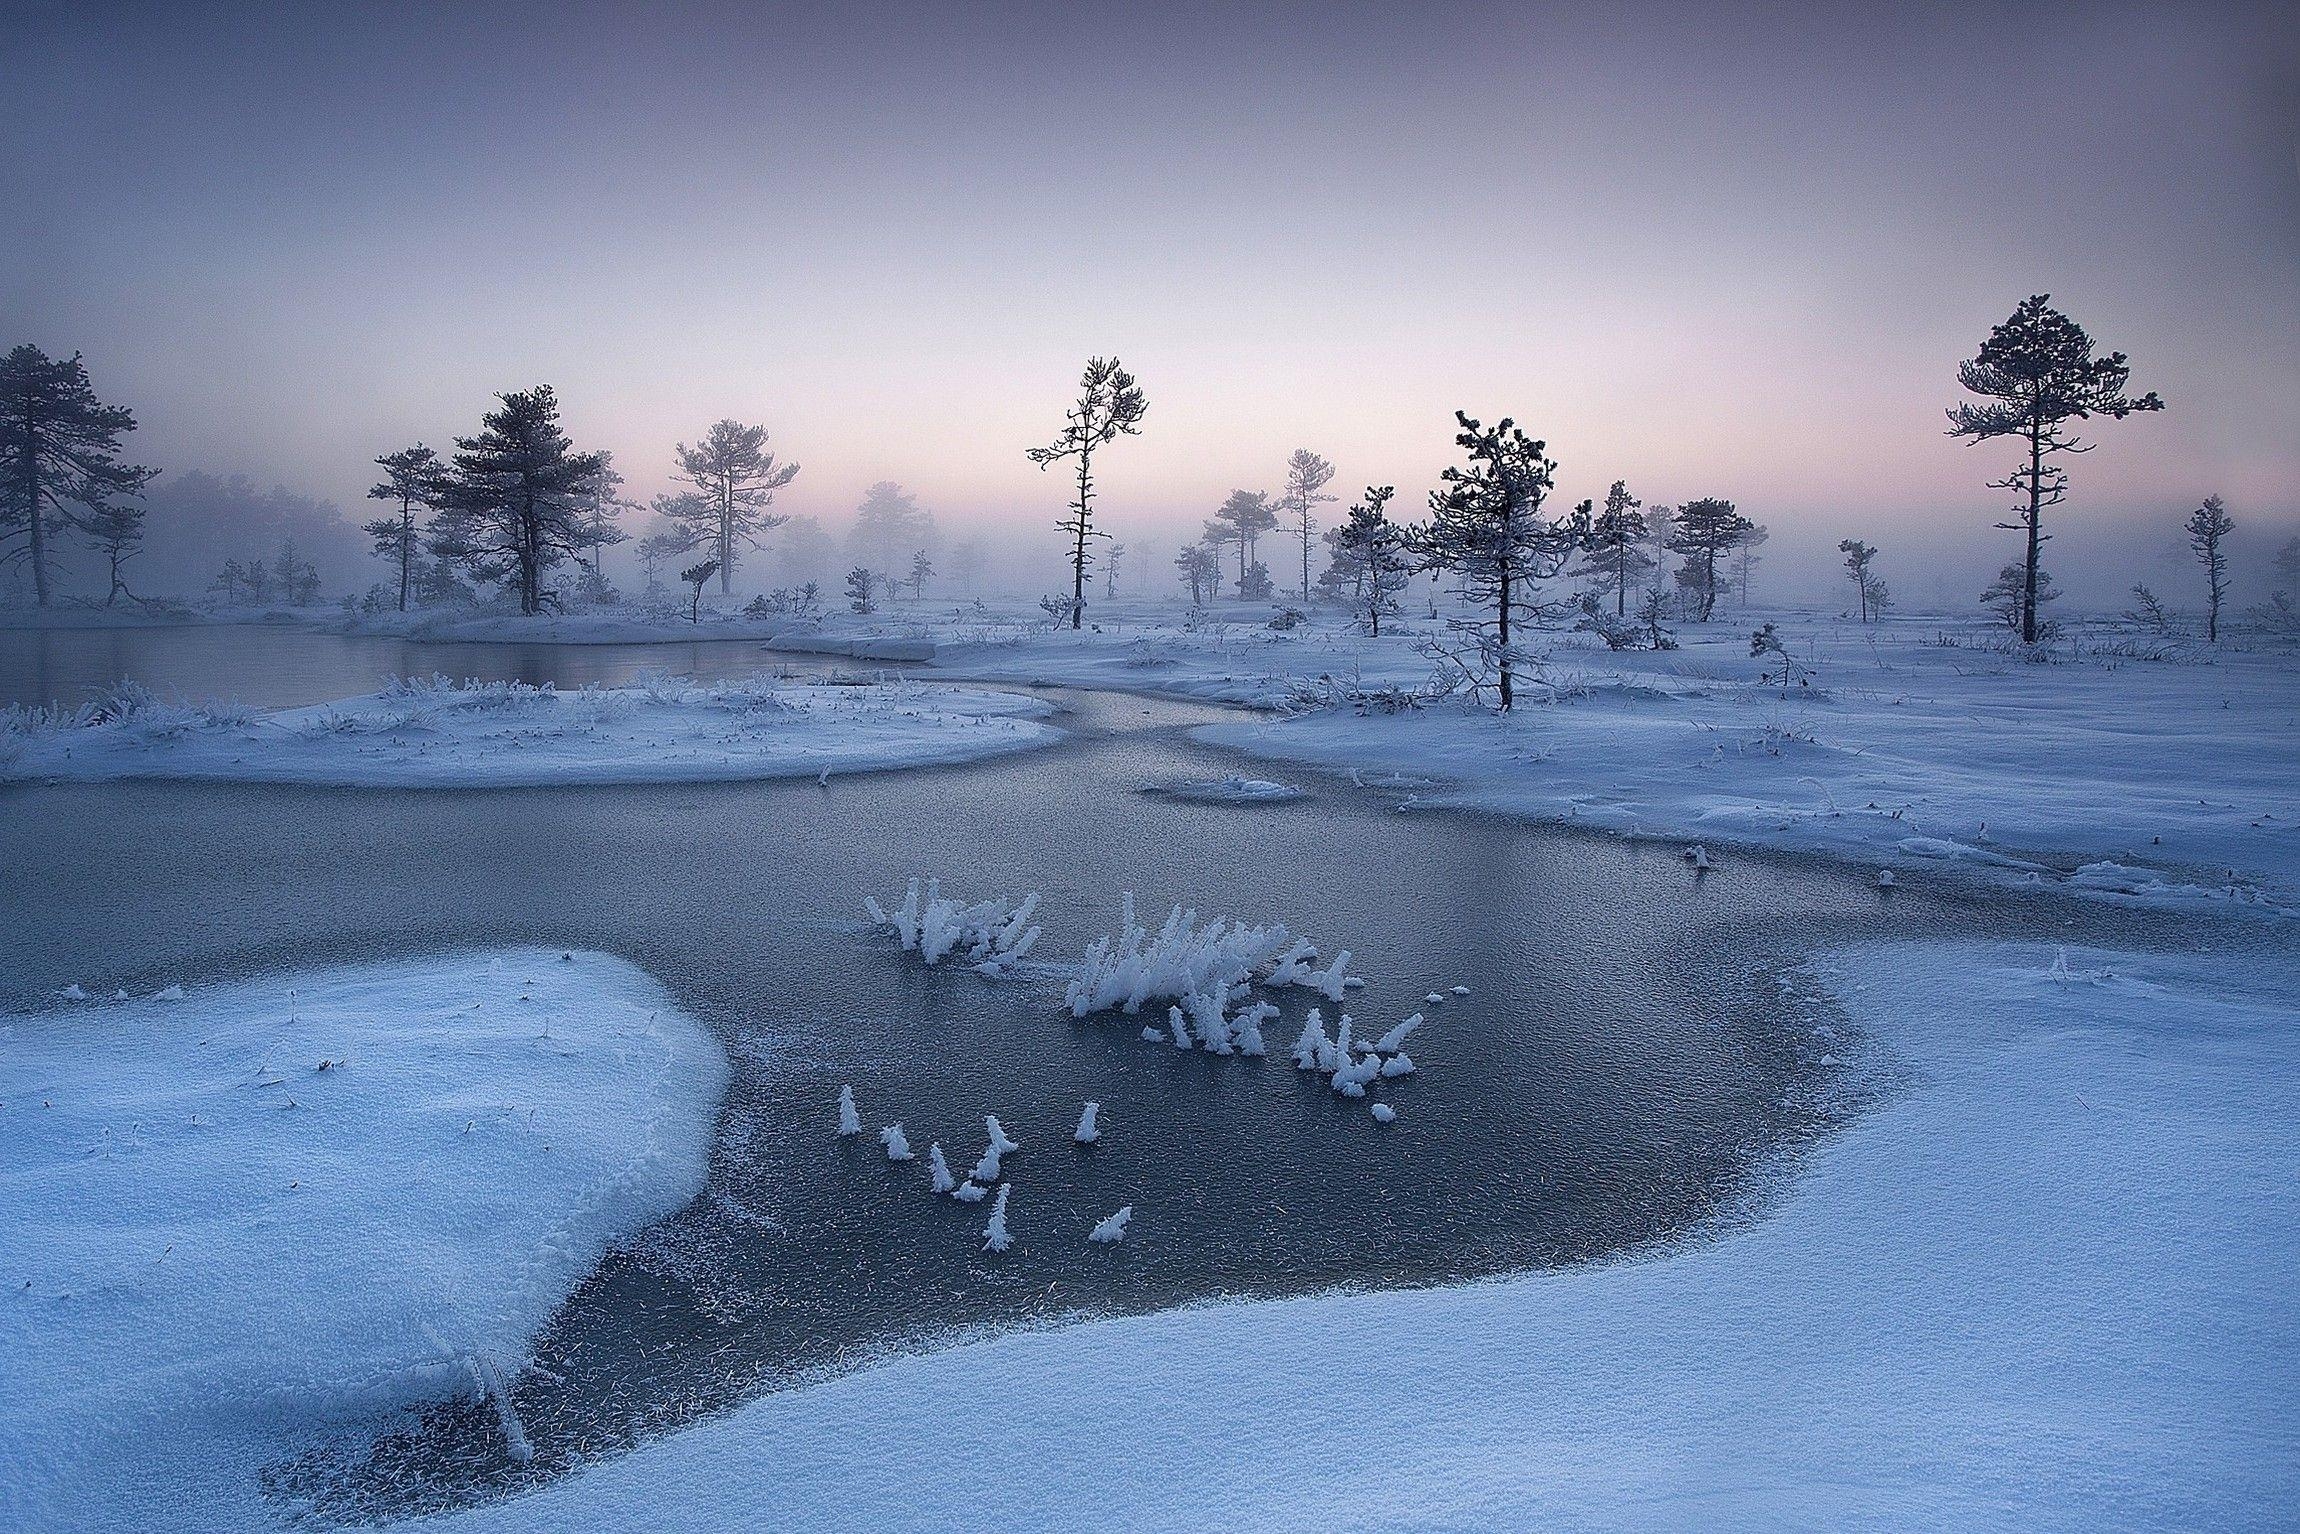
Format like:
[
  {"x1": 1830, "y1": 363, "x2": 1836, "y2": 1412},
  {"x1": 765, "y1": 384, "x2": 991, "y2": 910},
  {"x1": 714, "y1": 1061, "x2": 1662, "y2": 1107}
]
[{"x1": 0, "y1": 623, "x2": 2251, "y2": 1520}]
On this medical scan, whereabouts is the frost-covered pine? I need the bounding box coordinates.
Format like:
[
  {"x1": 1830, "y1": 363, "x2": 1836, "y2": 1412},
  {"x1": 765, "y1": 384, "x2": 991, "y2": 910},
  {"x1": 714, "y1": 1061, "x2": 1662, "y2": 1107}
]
[
  {"x1": 953, "y1": 1180, "x2": 988, "y2": 1203},
  {"x1": 880, "y1": 1123, "x2": 913, "y2": 1161},
  {"x1": 836, "y1": 1084, "x2": 862, "y2": 1137},
  {"x1": 1088, "y1": 1206, "x2": 1132, "y2": 1244},
  {"x1": 971, "y1": 1144, "x2": 1003, "y2": 1183},
  {"x1": 928, "y1": 1142, "x2": 956, "y2": 1193},
  {"x1": 1074, "y1": 1101, "x2": 1101, "y2": 1144},
  {"x1": 986, "y1": 1115, "x2": 1019, "y2": 1155},
  {"x1": 982, "y1": 1183, "x2": 1014, "y2": 1252}
]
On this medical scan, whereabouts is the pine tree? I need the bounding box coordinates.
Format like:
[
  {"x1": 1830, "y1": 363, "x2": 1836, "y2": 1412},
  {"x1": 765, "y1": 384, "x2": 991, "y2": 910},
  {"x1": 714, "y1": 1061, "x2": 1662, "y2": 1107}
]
[
  {"x1": 680, "y1": 558, "x2": 720, "y2": 622},
  {"x1": 1839, "y1": 539, "x2": 1887, "y2": 623},
  {"x1": 79, "y1": 493, "x2": 147, "y2": 607},
  {"x1": 440, "y1": 386, "x2": 609, "y2": 615},
  {"x1": 1666, "y1": 497, "x2": 1753, "y2": 621},
  {"x1": 1174, "y1": 540, "x2": 1219, "y2": 605},
  {"x1": 1982, "y1": 560, "x2": 2058, "y2": 631},
  {"x1": 1570, "y1": 480, "x2": 1651, "y2": 616},
  {"x1": 1211, "y1": 490, "x2": 1276, "y2": 593},
  {"x1": 1027, "y1": 357, "x2": 1147, "y2": 630},
  {"x1": 362, "y1": 445, "x2": 447, "y2": 612},
  {"x1": 844, "y1": 565, "x2": 877, "y2": 614},
  {"x1": 1947, "y1": 295, "x2": 2163, "y2": 643},
  {"x1": 847, "y1": 481, "x2": 935, "y2": 581},
  {"x1": 2185, "y1": 494, "x2": 2234, "y2": 642},
  {"x1": 1278, "y1": 448, "x2": 1338, "y2": 600},
  {"x1": 0, "y1": 346, "x2": 155, "y2": 606},
  {"x1": 663, "y1": 419, "x2": 798, "y2": 595},
  {"x1": 1406, "y1": 412, "x2": 1586, "y2": 710},
  {"x1": 1329, "y1": 486, "x2": 1411, "y2": 636},
  {"x1": 908, "y1": 547, "x2": 934, "y2": 601}
]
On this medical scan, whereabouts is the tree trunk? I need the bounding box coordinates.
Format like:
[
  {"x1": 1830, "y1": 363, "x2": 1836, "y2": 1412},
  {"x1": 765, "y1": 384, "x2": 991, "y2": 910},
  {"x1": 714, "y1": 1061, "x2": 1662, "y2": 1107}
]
[
  {"x1": 398, "y1": 504, "x2": 413, "y2": 611},
  {"x1": 22, "y1": 415, "x2": 49, "y2": 607},
  {"x1": 2021, "y1": 427, "x2": 2043, "y2": 644},
  {"x1": 718, "y1": 494, "x2": 734, "y2": 595},
  {"x1": 1496, "y1": 567, "x2": 1513, "y2": 711},
  {"x1": 1069, "y1": 453, "x2": 1090, "y2": 630}
]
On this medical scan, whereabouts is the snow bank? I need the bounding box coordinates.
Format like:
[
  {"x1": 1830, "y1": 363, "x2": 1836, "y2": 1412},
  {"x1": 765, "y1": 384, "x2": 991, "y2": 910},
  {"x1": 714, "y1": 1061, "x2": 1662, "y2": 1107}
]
[
  {"x1": 413, "y1": 939, "x2": 2296, "y2": 1532},
  {"x1": 0, "y1": 949, "x2": 727, "y2": 1533},
  {"x1": 0, "y1": 674, "x2": 1058, "y2": 788}
]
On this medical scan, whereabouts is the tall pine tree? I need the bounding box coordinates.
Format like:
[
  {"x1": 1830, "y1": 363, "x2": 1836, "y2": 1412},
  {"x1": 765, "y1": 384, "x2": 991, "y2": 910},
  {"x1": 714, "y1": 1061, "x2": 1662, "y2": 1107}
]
[
  {"x1": 1027, "y1": 357, "x2": 1146, "y2": 629},
  {"x1": 363, "y1": 445, "x2": 447, "y2": 613},
  {"x1": 664, "y1": 419, "x2": 798, "y2": 595},
  {"x1": 1570, "y1": 480, "x2": 1651, "y2": 616},
  {"x1": 1666, "y1": 497, "x2": 1753, "y2": 621},
  {"x1": 440, "y1": 386, "x2": 608, "y2": 616},
  {"x1": 0, "y1": 346, "x2": 154, "y2": 606}
]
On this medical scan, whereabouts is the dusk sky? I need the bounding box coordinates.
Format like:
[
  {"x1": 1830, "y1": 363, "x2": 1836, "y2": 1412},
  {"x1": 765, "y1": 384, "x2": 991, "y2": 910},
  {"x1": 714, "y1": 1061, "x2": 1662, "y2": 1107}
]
[{"x1": 6, "y1": 0, "x2": 2296, "y2": 599}]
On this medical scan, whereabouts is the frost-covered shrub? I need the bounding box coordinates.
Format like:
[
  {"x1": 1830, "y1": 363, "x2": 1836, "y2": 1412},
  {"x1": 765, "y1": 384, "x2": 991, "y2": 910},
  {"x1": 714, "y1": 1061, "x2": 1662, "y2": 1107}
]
[{"x1": 863, "y1": 877, "x2": 1042, "y2": 974}]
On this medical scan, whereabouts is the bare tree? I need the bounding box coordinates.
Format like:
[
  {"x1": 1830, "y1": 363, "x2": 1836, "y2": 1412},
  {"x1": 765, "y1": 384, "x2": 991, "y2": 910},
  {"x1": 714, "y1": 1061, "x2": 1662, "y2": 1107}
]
[
  {"x1": 1947, "y1": 294, "x2": 2163, "y2": 643},
  {"x1": 1278, "y1": 448, "x2": 1338, "y2": 600},
  {"x1": 1027, "y1": 357, "x2": 1147, "y2": 630},
  {"x1": 2185, "y1": 494, "x2": 2233, "y2": 642},
  {"x1": 1407, "y1": 412, "x2": 1586, "y2": 710},
  {"x1": 665, "y1": 419, "x2": 799, "y2": 595}
]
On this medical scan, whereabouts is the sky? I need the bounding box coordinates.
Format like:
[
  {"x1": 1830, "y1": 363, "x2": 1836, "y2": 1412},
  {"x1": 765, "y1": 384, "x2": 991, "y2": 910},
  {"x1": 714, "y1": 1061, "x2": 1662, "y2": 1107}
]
[{"x1": 4, "y1": 0, "x2": 2297, "y2": 604}]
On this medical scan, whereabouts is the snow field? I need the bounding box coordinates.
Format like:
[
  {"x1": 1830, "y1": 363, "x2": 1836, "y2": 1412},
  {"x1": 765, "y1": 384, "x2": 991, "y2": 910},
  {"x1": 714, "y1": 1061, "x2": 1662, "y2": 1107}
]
[{"x1": 0, "y1": 949, "x2": 728, "y2": 1534}]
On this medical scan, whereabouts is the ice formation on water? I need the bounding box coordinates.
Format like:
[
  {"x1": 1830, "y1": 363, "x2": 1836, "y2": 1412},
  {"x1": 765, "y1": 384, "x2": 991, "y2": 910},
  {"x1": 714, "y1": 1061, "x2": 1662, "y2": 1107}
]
[
  {"x1": 57, "y1": 983, "x2": 88, "y2": 1002},
  {"x1": 880, "y1": 1123, "x2": 913, "y2": 1161},
  {"x1": 1877, "y1": 868, "x2": 1897, "y2": 888},
  {"x1": 1330, "y1": 1052, "x2": 1381, "y2": 1098},
  {"x1": 1074, "y1": 1101, "x2": 1101, "y2": 1144},
  {"x1": 986, "y1": 1115, "x2": 1020, "y2": 1156},
  {"x1": 971, "y1": 1144, "x2": 1003, "y2": 1183},
  {"x1": 1088, "y1": 1206, "x2": 1133, "y2": 1243},
  {"x1": 928, "y1": 1142, "x2": 956, "y2": 1193},
  {"x1": 1450, "y1": 985, "x2": 1470, "y2": 996},
  {"x1": 863, "y1": 877, "x2": 1042, "y2": 974},
  {"x1": 1068, "y1": 894, "x2": 1360, "y2": 1060},
  {"x1": 153, "y1": 984, "x2": 186, "y2": 1001},
  {"x1": 836, "y1": 1085, "x2": 862, "y2": 1137},
  {"x1": 1152, "y1": 774, "x2": 1305, "y2": 803},
  {"x1": 952, "y1": 1180, "x2": 988, "y2": 1203},
  {"x1": 1291, "y1": 1009, "x2": 1337, "y2": 1071},
  {"x1": 1375, "y1": 1014, "x2": 1422, "y2": 1053},
  {"x1": 1425, "y1": 992, "x2": 1446, "y2": 1004},
  {"x1": 1380, "y1": 1052, "x2": 1416, "y2": 1079},
  {"x1": 1370, "y1": 1102, "x2": 1398, "y2": 1124},
  {"x1": 1684, "y1": 844, "x2": 1713, "y2": 871},
  {"x1": 983, "y1": 1183, "x2": 1014, "y2": 1253}
]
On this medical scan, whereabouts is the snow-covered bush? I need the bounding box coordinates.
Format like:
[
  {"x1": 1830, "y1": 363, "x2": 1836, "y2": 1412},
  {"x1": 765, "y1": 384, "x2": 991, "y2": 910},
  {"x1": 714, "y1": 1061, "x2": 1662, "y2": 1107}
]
[{"x1": 863, "y1": 878, "x2": 1042, "y2": 975}]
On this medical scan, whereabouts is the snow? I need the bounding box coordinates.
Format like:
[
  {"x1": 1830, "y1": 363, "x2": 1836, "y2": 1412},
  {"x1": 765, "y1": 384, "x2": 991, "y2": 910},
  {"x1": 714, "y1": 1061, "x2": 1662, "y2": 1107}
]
[
  {"x1": 879, "y1": 1123, "x2": 913, "y2": 1161},
  {"x1": 1073, "y1": 1101, "x2": 1101, "y2": 1144},
  {"x1": 403, "y1": 939, "x2": 2297, "y2": 1532},
  {"x1": 1087, "y1": 1207, "x2": 1132, "y2": 1244},
  {"x1": 1, "y1": 674, "x2": 1059, "y2": 788},
  {"x1": 836, "y1": 1084, "x2": 861, "y2": 1137},
  {"x1": 753, "y1": 600, "x2": 2295, "y2": 912},
  {"x1": 0, "y1": 949, "x2": 727, "y2": 1534},
  {"x1": 981, "y1": 1183, "x2": 1014, "y2": 1254}
]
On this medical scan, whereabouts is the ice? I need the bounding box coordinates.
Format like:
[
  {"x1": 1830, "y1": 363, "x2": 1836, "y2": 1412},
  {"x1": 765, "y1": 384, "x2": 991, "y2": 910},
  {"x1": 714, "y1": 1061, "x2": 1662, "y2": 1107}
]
[
  {"x1": 879, "y1": 1123, "x2": 913, "y2": 1161},
  {"x1": 985, "y1": 1115, "x2": 1019, "y2": 1155},
  {"x1": 927, "y1": 1142, "x2": 956, "y2": 1193},
  {"x1": 1087, "y1": 1206, "x2": 1133, "y2": 1243},
  {"x1": 1074, "y1": 1101, "x2": 1101, "y2": 1144},
  {"x1": 970, "y1": 1144, "x2": 1003, "y2": 1184},
  {"x1": 864, "y1": 878, "x2": 1042, "y2": 973},
  {"x1": 1370, "y1": 1102, "x2": 1398, "y2": 1124},
  {"x1": 836, "y1": 1084, "x2": 862, "y2": 1137},
  {"x1": 982, "y1": 1183, "x2": 1014, "y2": 1253},
  {"x1": 951, "y1": 1181, "x2": 988, "y2": 1204}
]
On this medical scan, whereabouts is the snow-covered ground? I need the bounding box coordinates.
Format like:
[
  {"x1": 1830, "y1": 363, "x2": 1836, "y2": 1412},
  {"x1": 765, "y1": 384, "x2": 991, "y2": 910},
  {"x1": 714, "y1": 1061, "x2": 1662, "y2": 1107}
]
[
  {"x1": 0, "y1": 674, "x2": 1059, "y2": 787},
  {"x1": 398, "y1": 938, "x2": 2297, "y2": 1534},
  {"x1": 0, "y1": 950, "x2": 728, "y2": 1533},
  {"x1": 772, "y1": 600, "x2": 2299, "y2": 912}
]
